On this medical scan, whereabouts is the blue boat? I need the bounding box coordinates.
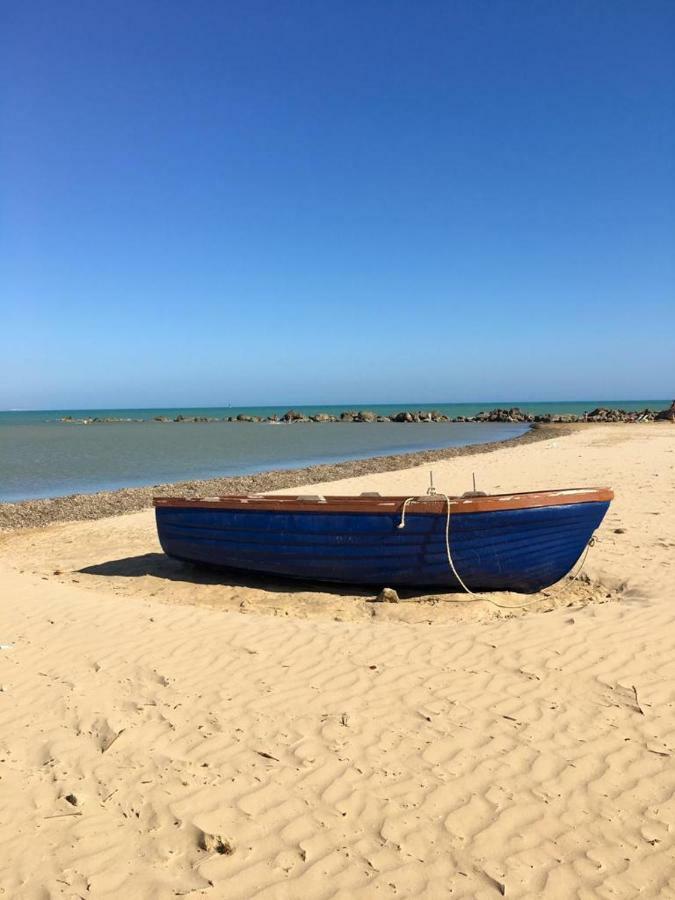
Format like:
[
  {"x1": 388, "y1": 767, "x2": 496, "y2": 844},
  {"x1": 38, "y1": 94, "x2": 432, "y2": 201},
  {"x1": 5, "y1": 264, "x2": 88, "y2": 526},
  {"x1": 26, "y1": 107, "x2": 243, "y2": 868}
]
[{"x1": 154, "y1": 487, "x2": 613, "y2": 593}]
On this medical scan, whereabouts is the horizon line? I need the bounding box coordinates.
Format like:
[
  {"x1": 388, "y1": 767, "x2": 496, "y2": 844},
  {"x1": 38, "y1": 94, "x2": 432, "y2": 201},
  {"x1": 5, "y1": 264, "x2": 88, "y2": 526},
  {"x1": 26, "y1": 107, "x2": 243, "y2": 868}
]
[{"x1": 2, "y1": 398, "x2": 671, "y2": 413}]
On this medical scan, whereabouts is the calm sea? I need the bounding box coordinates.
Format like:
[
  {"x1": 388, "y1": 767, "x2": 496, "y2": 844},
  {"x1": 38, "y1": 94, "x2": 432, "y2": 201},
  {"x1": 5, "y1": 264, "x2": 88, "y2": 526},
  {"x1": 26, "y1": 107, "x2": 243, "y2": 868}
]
[{"x1": 0, "y1": 401, "x2": 665, "y2": 502}]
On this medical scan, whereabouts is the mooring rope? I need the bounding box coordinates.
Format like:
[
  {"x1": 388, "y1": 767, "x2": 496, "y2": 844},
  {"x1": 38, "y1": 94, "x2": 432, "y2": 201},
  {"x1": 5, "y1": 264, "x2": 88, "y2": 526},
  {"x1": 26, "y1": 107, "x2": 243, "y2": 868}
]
[{"x1": 396, "y1": 494, "x2": 595, "y2": 610}]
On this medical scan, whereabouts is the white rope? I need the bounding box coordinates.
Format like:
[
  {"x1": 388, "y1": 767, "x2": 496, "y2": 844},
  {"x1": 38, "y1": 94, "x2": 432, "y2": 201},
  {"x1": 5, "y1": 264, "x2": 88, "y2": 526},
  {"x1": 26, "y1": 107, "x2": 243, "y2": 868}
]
[
  {"x1": 396, "y1": 497, "x2": 416, "y2": 531},
  {"x1": 397, "y1": 494, "x2": 475, "y2": 594},
  {"x1": 440, "y1": 493, "x2": 475, "y2": 595},
  {"x1": 396, "y1": 495, "x2": 596, "y2": 610}
]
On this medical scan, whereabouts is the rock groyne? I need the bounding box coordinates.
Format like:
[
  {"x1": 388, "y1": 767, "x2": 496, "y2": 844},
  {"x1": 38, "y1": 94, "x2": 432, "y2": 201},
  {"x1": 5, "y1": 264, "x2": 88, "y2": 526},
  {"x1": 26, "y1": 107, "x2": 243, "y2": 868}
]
[{"x1": 55, "y1": 402, "x2": 675, "y2": 426}]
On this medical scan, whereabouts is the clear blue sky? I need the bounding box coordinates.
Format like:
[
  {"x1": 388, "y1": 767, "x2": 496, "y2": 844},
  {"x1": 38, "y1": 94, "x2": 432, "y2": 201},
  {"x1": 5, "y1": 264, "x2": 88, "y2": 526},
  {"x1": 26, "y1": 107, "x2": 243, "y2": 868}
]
[{"x1": 2, "y1": 0, "x2": 673, "y2": 409}]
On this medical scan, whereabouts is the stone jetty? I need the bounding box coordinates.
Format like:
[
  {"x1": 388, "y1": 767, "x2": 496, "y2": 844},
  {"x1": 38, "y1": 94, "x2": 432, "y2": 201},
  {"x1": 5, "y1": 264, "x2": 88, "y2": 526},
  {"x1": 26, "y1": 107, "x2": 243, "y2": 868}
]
[{"x1": 55, "y1": 402, "x2": 675, "y2": 426}]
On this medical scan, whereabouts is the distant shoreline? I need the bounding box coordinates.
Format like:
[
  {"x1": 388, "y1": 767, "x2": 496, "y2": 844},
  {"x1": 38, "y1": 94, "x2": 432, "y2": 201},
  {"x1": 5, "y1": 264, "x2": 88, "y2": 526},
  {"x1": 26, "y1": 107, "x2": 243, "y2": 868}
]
[{"x1": 0, "y1": 422, "x2": 575, "y2": 531}]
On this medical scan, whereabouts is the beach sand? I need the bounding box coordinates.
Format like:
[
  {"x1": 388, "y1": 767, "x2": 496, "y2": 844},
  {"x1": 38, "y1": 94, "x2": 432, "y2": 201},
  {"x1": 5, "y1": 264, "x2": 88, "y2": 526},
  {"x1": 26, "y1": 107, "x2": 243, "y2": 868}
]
[{"x1": 0, "y1": 424, "x2": 673, "y2": 897}]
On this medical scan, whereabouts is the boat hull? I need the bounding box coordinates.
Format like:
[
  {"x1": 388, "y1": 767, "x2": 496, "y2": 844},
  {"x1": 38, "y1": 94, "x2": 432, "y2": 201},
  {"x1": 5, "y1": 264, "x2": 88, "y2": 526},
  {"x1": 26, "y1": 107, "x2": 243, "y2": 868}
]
[{"x1": 154, "y1": 497, "x2": 610, "y2": 593}]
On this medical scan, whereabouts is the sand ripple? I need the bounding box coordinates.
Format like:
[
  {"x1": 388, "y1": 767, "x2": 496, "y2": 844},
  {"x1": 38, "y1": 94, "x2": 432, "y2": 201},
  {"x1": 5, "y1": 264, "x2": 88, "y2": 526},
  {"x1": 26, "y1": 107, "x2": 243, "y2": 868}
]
[{"x1": 0, "y1": 424, "x2": 673, "y2": 898}]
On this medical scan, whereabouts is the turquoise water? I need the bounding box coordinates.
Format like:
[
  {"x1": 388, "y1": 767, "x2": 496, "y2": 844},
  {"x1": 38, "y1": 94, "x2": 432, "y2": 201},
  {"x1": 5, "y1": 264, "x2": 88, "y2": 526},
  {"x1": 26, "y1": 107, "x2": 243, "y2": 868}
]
[{"x1": 0, "y1": 401, "x2": 666, "y2": 502}]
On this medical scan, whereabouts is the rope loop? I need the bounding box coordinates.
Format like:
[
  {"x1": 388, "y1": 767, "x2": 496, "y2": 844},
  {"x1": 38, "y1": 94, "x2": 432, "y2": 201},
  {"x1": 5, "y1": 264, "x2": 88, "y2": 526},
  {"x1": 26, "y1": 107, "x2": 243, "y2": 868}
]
[
  {"x1": 397, "y1": 494, "x2": 474, "y2": 594},
  {"x1": 395, "y1": 492, "x2": 598, "y2": 610},
  {"x1": 396, "y1": 497, "x2": 415, "y2": 530}
]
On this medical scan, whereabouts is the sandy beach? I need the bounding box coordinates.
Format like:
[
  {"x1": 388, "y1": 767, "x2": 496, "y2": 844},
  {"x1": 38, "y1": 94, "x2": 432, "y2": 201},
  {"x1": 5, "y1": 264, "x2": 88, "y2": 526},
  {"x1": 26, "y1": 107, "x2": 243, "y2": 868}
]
[{"x1": 1, "y1": 423, "x2": 674, "y2": 898}]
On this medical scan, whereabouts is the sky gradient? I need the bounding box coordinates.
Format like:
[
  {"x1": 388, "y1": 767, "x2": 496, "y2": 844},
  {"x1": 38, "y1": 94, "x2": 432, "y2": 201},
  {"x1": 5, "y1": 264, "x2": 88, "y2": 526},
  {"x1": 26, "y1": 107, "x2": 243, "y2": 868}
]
[{"x1": 2, "y1": 0, "x2": 674, "y2": 408}]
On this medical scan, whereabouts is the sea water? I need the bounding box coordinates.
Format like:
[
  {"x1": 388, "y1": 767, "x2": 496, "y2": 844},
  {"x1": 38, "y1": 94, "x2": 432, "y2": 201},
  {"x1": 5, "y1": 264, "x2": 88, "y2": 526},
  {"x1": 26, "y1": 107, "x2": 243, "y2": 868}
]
[{"x1": 0, "y1": 401, "x2": 665, "y2": 502}]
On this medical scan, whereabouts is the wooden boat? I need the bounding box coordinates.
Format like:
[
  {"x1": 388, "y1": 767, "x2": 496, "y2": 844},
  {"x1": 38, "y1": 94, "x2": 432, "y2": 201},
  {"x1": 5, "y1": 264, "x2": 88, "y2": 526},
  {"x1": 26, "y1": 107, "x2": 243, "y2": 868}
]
[{"x1": 153, "y1": 487, "x2": 613, "y2": 593}]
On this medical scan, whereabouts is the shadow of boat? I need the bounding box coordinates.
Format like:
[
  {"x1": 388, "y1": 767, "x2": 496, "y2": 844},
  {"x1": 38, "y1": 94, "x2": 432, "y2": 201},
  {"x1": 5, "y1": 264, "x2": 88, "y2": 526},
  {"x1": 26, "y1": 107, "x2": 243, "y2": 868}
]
[
  {"x1": 77, "y1": 552, "x2": 627, "y2": 609},
  {"x1": 78, "y1": 553, "x2": 380, "y2": 598}
]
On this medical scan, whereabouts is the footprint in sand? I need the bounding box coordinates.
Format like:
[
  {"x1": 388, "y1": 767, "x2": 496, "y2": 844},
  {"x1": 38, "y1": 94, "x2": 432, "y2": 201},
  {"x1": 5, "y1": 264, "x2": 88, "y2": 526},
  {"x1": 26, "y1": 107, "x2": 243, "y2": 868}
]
[
  {"x1": 197, "y1": 828, "x2": 235, "y2": 856},
  {"x1": 75, "y1": 715, "x2": 125, "y2": 753}
]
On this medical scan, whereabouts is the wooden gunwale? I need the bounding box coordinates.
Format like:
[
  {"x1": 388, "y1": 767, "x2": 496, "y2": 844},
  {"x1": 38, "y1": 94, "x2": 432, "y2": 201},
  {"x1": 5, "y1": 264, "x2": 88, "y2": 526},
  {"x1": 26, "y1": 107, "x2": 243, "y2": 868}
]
[{"x1": 154, "y1": 488, "x2": 613, "y2": 516}]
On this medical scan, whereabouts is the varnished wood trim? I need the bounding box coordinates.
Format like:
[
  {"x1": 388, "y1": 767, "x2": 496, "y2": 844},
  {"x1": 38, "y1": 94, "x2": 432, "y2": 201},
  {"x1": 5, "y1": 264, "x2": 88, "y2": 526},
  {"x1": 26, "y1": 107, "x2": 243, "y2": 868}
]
[{"x1": 154, "y1": 487, "x2": 614, "y2": 516}]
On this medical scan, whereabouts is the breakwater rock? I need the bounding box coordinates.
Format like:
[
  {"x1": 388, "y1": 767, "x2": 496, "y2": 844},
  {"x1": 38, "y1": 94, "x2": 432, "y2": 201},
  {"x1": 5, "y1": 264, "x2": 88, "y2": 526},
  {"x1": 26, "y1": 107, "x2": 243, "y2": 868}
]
[{"x1": 55, "y1": 402, "x2": 675, "y2": 426}]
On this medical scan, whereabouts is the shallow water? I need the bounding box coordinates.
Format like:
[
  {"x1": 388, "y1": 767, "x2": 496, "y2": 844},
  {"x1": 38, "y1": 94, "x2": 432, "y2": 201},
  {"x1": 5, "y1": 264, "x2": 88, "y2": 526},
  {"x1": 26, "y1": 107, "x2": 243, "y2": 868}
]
[
  {"x1": 1, "y1": 400, "x2": 666, "y2": 502},
  {"x1": 0, "y1": 420, "x2": 527, "y2": 502}
]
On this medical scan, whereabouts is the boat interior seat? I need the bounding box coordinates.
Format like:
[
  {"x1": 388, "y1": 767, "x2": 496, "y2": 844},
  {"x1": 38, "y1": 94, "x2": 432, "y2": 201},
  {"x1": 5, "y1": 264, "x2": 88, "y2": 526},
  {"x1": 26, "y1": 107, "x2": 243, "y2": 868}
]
[
  {"x1": 296, "y1": 494, "x2": 327, "y2": 503},
  {"x1": 359, "y1": 491, "x2": 382, "y2": 497}
]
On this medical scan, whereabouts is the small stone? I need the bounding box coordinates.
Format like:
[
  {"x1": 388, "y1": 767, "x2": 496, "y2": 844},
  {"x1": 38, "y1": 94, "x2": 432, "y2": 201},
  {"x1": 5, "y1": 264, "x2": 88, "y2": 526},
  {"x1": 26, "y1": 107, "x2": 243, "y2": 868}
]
[
  {"x1": 198, "y1": 831, "x2": 234, "y2": 855},
  {"x1": 375, "y1": 587, "x2": 400, "y2": 603},
  {"x1": 614, "y1": 528, "x2": 626, "y2": 534}
]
